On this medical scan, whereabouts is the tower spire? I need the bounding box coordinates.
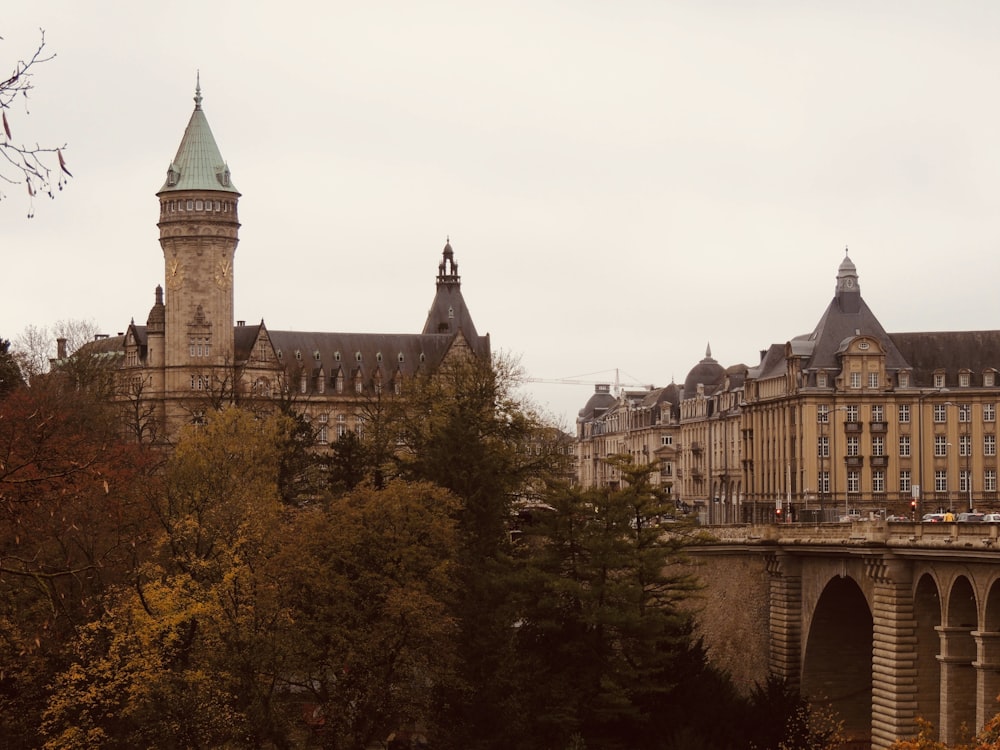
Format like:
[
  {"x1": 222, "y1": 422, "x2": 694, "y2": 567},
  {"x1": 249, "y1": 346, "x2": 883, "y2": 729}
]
[{"x1": 194, "y1": 71, "x2": 203, "y2": 110}]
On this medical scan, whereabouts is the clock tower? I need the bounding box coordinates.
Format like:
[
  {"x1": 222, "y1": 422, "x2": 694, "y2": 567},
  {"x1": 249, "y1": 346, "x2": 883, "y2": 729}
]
[
  {"x1": 155, "y1": 78, "x2": 241, "y2": 417},
  {"x1": 835, "y1": 248, "x2": 861, "y2": 314}
]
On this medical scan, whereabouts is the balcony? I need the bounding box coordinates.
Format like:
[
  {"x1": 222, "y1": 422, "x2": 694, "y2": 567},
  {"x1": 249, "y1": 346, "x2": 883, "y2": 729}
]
[
  {"x1": 690, "y1": 467, "x2": 704, "y2": 479},
  {"x1": 870, "y1": 455, "x2": 888, "y2": 468},
  {"x1": 844, "y1": 421, "x2": 862, "y2": 434},
  {"x1": 845, "y1": 455, "x2": 864, "y2": 467},
  {"x1": 690, "y1": 441, "x2": 703, "y2": 453},
  {"x1": 869, "y1": 421, "x2": 888, "y2": 433}
]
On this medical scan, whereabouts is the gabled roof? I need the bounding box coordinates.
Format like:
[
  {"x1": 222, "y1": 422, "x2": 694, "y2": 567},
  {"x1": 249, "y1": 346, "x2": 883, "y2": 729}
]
[{"x1": 157, "y1": 78, "x2": 239, "y2": 195}]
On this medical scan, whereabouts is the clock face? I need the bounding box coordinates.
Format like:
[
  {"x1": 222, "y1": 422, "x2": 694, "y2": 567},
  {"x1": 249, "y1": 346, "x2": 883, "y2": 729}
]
[{"x1": 845, "y1": 277, "x2": 855, "y2": 289}]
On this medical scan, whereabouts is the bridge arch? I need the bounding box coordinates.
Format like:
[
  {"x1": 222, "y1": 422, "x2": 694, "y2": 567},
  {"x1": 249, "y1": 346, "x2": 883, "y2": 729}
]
[
  {"x1": 938, "y1": 575, "x2": 978, "y2": 743},
  {"x1": 802, "y1": 575, "x2": 873, "y2": 742}
]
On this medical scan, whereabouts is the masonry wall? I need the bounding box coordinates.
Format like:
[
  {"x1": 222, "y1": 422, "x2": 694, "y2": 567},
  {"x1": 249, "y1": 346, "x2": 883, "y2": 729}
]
[{"x1": 685, "y1": 549, "x2": 771, "y2": 693}]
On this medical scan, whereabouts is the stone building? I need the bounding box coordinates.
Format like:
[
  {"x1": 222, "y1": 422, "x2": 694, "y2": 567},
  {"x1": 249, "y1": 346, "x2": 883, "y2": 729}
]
[
  {"x1": 577, "y1": 253, "x2": 1000, "y2": 525},
  {"x1": 82, "y1": 82, "x2": 489, "y2": 442}
]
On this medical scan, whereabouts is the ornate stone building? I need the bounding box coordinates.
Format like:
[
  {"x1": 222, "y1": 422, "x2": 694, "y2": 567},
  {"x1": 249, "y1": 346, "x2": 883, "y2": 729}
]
[
  {"x1": 577, "y1": 253, "x2": 1000, "y2": 525},
  {"x1": 84, "y1": 83, "x2": 489, "y2": 441}
]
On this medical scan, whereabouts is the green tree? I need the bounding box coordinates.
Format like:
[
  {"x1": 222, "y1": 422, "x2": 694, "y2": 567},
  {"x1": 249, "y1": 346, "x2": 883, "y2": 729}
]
[
  {"x1": 394, "y1": 352, "x2": 570, "y2": 748},
  {"x1": 272, "y1": 479, "x2": 462, "y2": 748},
  {"x1": 508, "y1": 457, "x2": 705, "y2": 749}
]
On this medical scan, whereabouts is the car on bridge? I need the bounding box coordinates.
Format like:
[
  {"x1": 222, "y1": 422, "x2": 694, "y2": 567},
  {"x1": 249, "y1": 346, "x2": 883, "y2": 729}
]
[
  {"x1": 921, "y1": 513, "x2": 946, "y2": 523},
  {"x1": 957, "y1": 512, "x2": 986, "y2": 523},
  {"x1": 983, "y1": 513, "x2": 1000, "y2": 523}
]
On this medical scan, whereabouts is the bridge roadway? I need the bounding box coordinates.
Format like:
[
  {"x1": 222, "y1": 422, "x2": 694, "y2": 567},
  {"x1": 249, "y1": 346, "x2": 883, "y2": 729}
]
[{"x1": 691, "y1": 520, "x2": 1000, "y2": 749}]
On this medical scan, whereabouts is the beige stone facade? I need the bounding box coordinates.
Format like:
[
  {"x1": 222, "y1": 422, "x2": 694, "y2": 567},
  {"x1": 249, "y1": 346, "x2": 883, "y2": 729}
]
[
  {"x1": 577, "y1": 254, "x2": 1000, "y2": 525},
  {"x1": 89, "y1": 85, "x2": 489, "y2": 443}
]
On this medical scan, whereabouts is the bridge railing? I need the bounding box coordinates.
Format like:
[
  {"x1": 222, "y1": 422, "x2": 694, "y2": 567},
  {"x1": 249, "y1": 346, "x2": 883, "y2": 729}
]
[{"x1": 702, "y1": 520, "x2": 1000, "y2": 550}]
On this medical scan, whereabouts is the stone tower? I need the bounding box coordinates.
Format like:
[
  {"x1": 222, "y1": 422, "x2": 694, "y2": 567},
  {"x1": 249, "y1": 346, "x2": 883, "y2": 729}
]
[{"x1": 155, "y1": 78, "x2": 240, "y2": 424}]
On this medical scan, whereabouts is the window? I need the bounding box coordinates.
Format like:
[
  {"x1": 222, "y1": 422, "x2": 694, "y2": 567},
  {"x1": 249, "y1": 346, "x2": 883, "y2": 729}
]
[
  {"x1": 817, "y1": 405, "x2": 829, "y2": 423},
  {"x1": 335, "y1": 373, "x2": 344, "y2": 393},
  {"x1": 317, "y1": 414, "x2": 328, "y2": 445},
  {"x1": 934, "y1": 435, "x2": 948, "y2": 457},
  {"x1": 960, "y1": 434, "x2": 971, "y2": 457},
  {"x1": 819, "y1": 471, "x2": 830, "y2": 493},
  {"x1": 355, "y1": 416, "x2": 365, "y2": 438},
  {"x1": 300, "y1": 374, "x2": 307, "y2": 394},
  {"x1": 986, "y1": 434, "x2": 996, "y2": 457},
  {"x1": 192, "y1": 409, "x2": 206, "y2": 427},
  {"x1": 845, "y1": 405, "x2": 859, "y2": 422},
  {"x1": 661, "y1": 435, "x2": 673, "y2": 446},
  {"x1": 959, "y1": 404, "x2": 971, "y2": 423},
  {"x1": 355, "y1": 378, "x2": 363, "y2": 394},
  {"x1": 899, "y1": 372, "x2": 910, "y2": 388},
  {"x1": 868, "y1": 372, "x2": 879, "y2": 389},
  {"x1": 850, "y1": 372, "x2": 862, "y2": 389},
  {"x1": 871, "y1": 404, "x2": 884, "y2": 422},
  {"x1": 960, "y1": 372, "x2": 971, "y2": 387},
  {"x1": 336, "y1": 414, "x2": 347, "y2": 438},
  {"x1": 985, "y1": 404, "x2": 996, "y2": 422},
  {"x1": 189, "y1": 335, "x2": 211, "y2": 358},
  {"x1": 817, "y1": 373, "x2": 828, "y2": 388},
  {"x1": 899, "y1": 470, "x2": 911, "y2": 493},
  {"x1": 986, "y1": 372, "x2": 996, "y2": 387},
  {"x1": 960, "y1": 470, "x2": 972, "y2": 494},
  {"x1": 934, "y1": 373, "x2": 946, "y2": 388},
  {"x1": 986, "y1": 470, "x2": 997, "y2": 493},
  {"x1": 818, "y1": 436, "x2": 830, "y2": 458},
  {"x1": 899, "y1": 435, "x2": 911, "y2": 458},
  {"x1": 846, "y1": 436, "x2": 860, "y2": 456},
  {"x1": 898, "y1": 404, "x2": 910, "y2": 424},
  {"x1": 871, "y1": 435, "x2": 885, "y2": 457},
  {"x1": 935, "y1": 470, "x2": 948, "y2": 493},
  {"x1": 872, "y1": 470, "x2": 885, "y2": 493},
  {"x1": 933, "y1": 404, "x2": 947, "y2": 423},
  {"x1": 847, "y1": 471, "x2": 860, "y2": 493}
]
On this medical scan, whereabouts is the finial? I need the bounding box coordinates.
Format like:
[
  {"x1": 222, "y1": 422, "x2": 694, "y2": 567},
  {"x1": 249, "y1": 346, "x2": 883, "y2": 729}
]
[
  {"x1": 705, "y1": 342, "x2": 712, "y2": 358},
  {"x1": 844, "y1": 245, "x2": 849, "y2": 257},
  {"x1": 194, "y1": 71, "x2": 203, "y2": 110}
]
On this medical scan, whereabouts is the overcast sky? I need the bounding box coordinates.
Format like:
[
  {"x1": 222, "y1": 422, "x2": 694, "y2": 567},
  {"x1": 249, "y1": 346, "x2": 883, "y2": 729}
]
[{"x1": 4, "y1": 2, "x2": 1000, "y2": 426}]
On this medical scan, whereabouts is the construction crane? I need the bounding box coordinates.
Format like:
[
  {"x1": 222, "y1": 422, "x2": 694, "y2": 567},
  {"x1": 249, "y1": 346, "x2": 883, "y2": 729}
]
[{"x1": 524, "y1": 368, "x2": 654, "y2": 395}]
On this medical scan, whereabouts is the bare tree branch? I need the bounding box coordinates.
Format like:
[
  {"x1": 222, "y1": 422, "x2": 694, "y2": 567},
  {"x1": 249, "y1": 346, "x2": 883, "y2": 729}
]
[{"x1": 1, "y1": 29, "x2": 71, "y2": 217}]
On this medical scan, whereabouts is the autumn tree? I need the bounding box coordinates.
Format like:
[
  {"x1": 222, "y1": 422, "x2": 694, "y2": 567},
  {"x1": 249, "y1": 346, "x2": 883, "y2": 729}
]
[
  {"x1": 0, "y1": 372, "x2": 156, "y2": 748},
  {"x1": 1, "y1": 30, "x2": 72, "y2": 216},
  {"x1": 0, "y1": 335, "x2": 23, "y2": 395},
  {"x1": 42, "y1": 407, "x2": 293, "y2": 748}
]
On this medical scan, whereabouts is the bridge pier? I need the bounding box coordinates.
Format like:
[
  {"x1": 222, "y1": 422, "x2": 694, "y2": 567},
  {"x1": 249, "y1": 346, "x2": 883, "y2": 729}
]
[
  {"x1": 766, "y1": 553, "x2": 802, "y2": 687},
  {"x1": 937, "y1": 626, "x2": 977, "y2": 745},
  {"x1": 972, "y1": 631, "x2": 1000, "y2": 734},
  {"x1": 870, "y1": 558, "x2": 918, "y2": 749}
]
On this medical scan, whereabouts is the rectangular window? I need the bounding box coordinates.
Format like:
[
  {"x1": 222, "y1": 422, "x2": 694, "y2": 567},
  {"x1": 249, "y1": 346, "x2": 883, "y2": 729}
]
[
  {"x1": 336, "y1": 415, "x2": 347, "y2": 438},
  {"x1": 985, "y1": 404, "x2": 996, "y2": 423},
  {"x1": 819, "y1": 471, "x2": 830, "y2": 493},
  {"x1": 850, "y1": 372, "x2": 862, "y2": 389},
  {"x1": 934, "y1": 435, "x2": 948, "y2": 457},
  {"x1": 661, "y1": 435, "x2": 673, "y2": 446},
  {"x1": 935, "y1": 373, "x2": 946, "y2": 388},
  {"x1": 898, "y1": 404, "x2": 911, "y2": 424},
  {"x1": 986, "y1": 372, "x2": 996, "y2": 387},
  {"x1": 960, "y1": 470, "x2": 972, "y2": 494},
  {"x1": 818, "y1": 436, "x2": 830, "y2": 457},
  {"x1": 872, "y1": 470, "x2": 885, "y2": 493},
  {"x1": 959, "y1": 404, "x2": 971, "y2": 423},
  {"x1": 899, "y1": 470, "x2": 911, "y2": 493},
  {"x1": 868, "y1": 372, "x2": 879, "y2": 389},
  {"x1": 899, "y1": 372, "x2": 910, "y2": 388},
  {"x1": 847, "y1": 471, "x2": 860, "y2": 493},
  {"x1": 960, "y1": 372, "x2": 971, "y2": 387},
  {"x1": 845, "y1": 405, "x2": 859, "y2": 422},
  {"x1": 899, "y1": 435, "x2": 911, "y2": 458},
  {"x1": 817, "y1": 373, "x2": 828, "y2": 388},
  {"x1": 817, "y1": 405, "x2": 829, "y2": 423},
  {"x1": 986, "y1": 434, "x2": 997, "y2": 457},
  {"x1": 934, "y1": 404, "x2": 947, "y2": 423},
  {"x1": 960, "y1": 434, "x2": 971, "y2": 457},
  {"x1": 846, "y1": 436, "x2": 860, "y2": 456},
  {"x1": 986, "y1": 470, "x2": 997, "y2": 493},
  {"x1": 871, "y1": 435, "x2": 885, "y2": 457},
  {"x1": 871, "y1": 404, "x2": 884, "y2": 422},
  {"x1": 935, "y1": 470, "x2": 948, "y2": 493}
]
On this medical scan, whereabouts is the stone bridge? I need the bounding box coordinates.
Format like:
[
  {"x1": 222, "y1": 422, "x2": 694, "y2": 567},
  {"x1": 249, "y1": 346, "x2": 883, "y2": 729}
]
[{"x1": 689, "y1": 520, "x2": 1000, "y2": 749}]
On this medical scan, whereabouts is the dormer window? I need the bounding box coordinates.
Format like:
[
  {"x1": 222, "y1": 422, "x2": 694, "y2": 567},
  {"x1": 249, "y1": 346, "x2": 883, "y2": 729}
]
[
  {"x1": 166, "y1": 165, "x2": 179, "y2": 186},
  {"x1": 398, "y1": 352, "x2": 405, "y2": 363},
  {"x1": 959, "y1": 371, "x2": 971, "y2": 388},
  {"x1": 314, "y1": 351, "x2": 321, "y2": 361},
  {"x1": 986, "y1": 371, "x2": 996, "y2": 388},
  {"x1": 899, "y1": 372, "x2": 910, "y2": 388},
  {"x1": 858, "y1": 341, "x2": 870, "y2": 350},
  {"x1": 295, "y1": 350, "x2": 302, "y2": 361},
  {"x1": 334, "y1": 351, "x2": 341, "y2": 361},
  {"x1": 934, "y1": 372, "x2": 946, "y2": 388},
  {"x1": 356, "y1": 352, "x2": 362, "y2": 362},
  {"x1": 376, "y1": 352, "x2": 383, "y2": 362}
]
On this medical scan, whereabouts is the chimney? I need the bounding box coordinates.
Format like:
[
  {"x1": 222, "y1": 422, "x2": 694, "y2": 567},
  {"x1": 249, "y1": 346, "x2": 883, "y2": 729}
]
[{"x1": 57, "y1": 337, "x2": 67, "y2": 360}]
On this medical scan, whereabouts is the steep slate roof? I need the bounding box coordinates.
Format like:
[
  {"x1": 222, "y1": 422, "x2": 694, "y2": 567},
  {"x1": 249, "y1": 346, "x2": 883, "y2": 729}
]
[
  {"x1": 683, "y1": 344, "x2": 726, "y2": 394},
  {"x1": 888, "y1": 330, "x2": 1000, "y2": 386},
  {"x1": 422, "y1": 239, "x2": 482, "y2": 346},
  {"x1": 157, "y1": 78, "x2": 239, "y2": 195}
]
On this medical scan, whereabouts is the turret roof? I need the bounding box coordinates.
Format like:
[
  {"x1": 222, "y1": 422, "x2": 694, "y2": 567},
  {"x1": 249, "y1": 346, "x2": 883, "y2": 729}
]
[{"x1": 157, "y1": 77, "x2": 239, "y2": 195}]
